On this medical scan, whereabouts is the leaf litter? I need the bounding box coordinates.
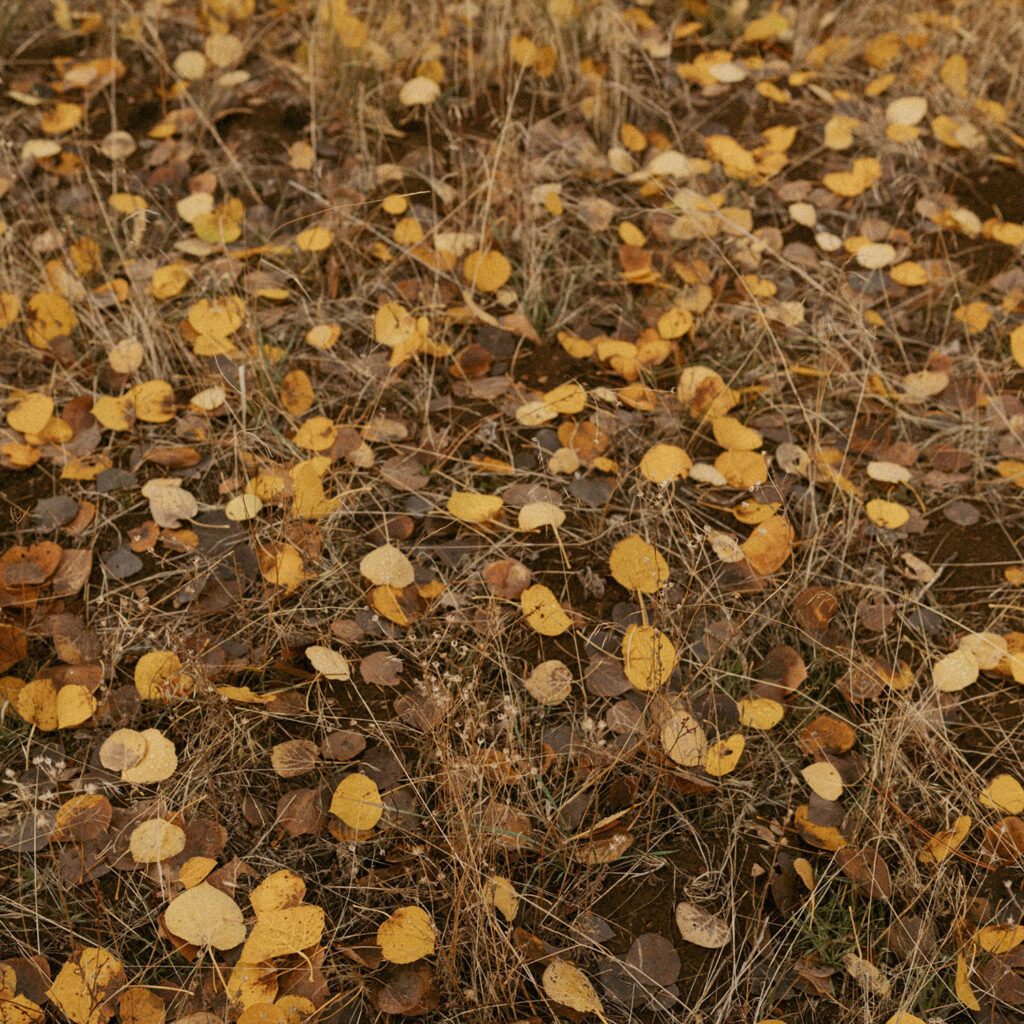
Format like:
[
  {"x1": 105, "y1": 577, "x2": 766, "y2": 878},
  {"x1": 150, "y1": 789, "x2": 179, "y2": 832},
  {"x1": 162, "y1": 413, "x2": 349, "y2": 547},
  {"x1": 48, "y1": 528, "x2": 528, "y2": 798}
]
[{"x1": 2, "y1": 1, "x2": 1024, "y2": 1022}]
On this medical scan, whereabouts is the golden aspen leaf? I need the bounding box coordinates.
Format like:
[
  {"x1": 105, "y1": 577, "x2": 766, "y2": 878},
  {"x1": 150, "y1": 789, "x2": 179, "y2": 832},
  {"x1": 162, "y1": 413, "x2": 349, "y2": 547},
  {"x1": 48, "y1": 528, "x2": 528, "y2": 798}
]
[
  {"x1": 518, "y1": 502, "x2": 565, "y2": 531},
  {"x1": 193, "y1": 201, "x2": 243, "y2": 244},
  {"x1": 677, "y1": 365, "x2": 736, "y2": 417},
  {"x1": 242, "y1": 905, "x2": 325, "y2": 960},
  {"x1": 865, "y1": 498, "x2": 909, "y2": 530},
  {"x1": 205, "y1": 32, "x2": 244, "y2": 67},
  {"x1": 129, "y1": 818, "x2": 186, "y2": 863},
  {"x1": 250, "y1": 869, "x2": 306, "y2": 917},
  {"x1": 543, "y1": 381, "x2": 586, "y2": 415},
  {"x1": 41, "y1": 102, "x2": 83, "y2": 135},
  {"x1": 0, "y1": 291, "x2": 20, "y2": 328},
  {"x1": 958, "y1": 631, "x2": 1007, "y2": 670},
  {"x1": 108, "y1": 338, "x2": 144, "y2": 374},
  {"x1": 802, "y1": 761, "x2": 843, "y2": 801},
  {"x1": 742, "y1": 515, "x2": 794, "y2": 575},
  {"x1": 542, "y1": 961, "x2": 603, "y2": 1016},
  {"x1": 330, "y1": 773, "x2": 383, "y2": 831},
  {"x1": 955, "y1": 301, "x2": 990, "y2": 332},
  {"x1": 56, "y1": 684, "x2": 96, "y2": 728},
  {"x1": 484, "y1": 875, "x2": 519, "y2": 921},
  {"x1": 399, "y1": 76, "x2": 440, "y2": 106},
  {"x1": 447, "y1": 492, "x2": 503, "y2": 523},
  {"x1": 378, "y1": 907, "x2": 436, "y2": 964},
  {"x1": 296, "y1": 226, "x2": 333, "y2": 252},
  {"x1": 14, "y1": 677, "x2": 59, "y2": 731},
  {"x1": 976, "y1": 924, "x2": 1024, "y2": 954},
  {"x1": 359, "y1": 544, "x2": 414, "y2": 587},
  {"x1": 99, "y1": 729, "x2": 147, "y2": 771},
  {"x1": 258, "y1": 542, "x2": 305, "y2": 593},
  {"x1": 824, "y1": 115, "x2": 858, "y2": 150},
  {"x1": 941, "y1": 53, "x2": 968, "y2": 96},
  {"x1": 609, "y1": 534, "x2": 669, "y2": 593},
  {"x1": 131, "y1": 380, "x2": 175, "y2": 423},
  {"x1": 292, "y1": 416, "x2": 336, "y2": 452},
  {"x1": 855, "y1": 242, "x2": 896, "y2": 269},
  {"x1": 618, "y1": 221, "x2": 645, "y2": 247},
  {"x1": 165, "y1": 883, "x2": 245, "y2": 950},
  {"x1": 523, "y1": 660, "x2": 572, "y2": 704},
  {"x1": 225, "y1": 493, "x2": 262, "y2": 521},
  {"x1": 109, "y1": 192, "x2": 148, "y2": 214},
  {"x1": 393, "y1": 217, "x2": 423, "y2": 245},
  {"x1": 463, "y1": 249, "x2": 511, "y2": 292},
  {"x1": 118, "y1": 987, "x2": 165, "y2": 1024},
  {"x1": 885, "y1": 1015, "x2": 927, "y2": 1024},
  {"x1": 622, "y1": 624, "x2": 675, "y2": 691},
  {"x1": 705, "y1": 733, "x2": 744, "y2": 776},
  {"x1": 520, "y1": 584, "x2": 571, "y2": 636},
  {"x1": 656, "y1": 306, "x2": 693, "y2": 339},
  {"x1": 91, "y1": 395, "x2": 134, "y2": 431},
  {"x1": 640, "y1": 443, "x2": 692, "y2": 483},
  {"x1": 178, "y1": 857, "x2": 215, "y2": 889},
  {"x1": 135, "y1": 651, "x2": 193, "y2": 700},
  {"x1": 933, "y1": 649, "x2": 979, "y2": 692},
  {"x1": 822, "y1": 157, "x2": 882, "y2": 197},
  {"x1": 306, "y1": 323, "x2": 341, "y2": 350},
  {"x1": 515, "y1": 400, "x2": 556, "y2": 426},
  {"x1": 188, "y1": 295, "x2": 244, "y2": 338},
  {"x1": 979, "y1": 774, "x2": 1024, "y2": 815},
  {"x1": 173, "y1": 49, "x2": 207, "y2": 79},
  {"x1": 120, "y1": 729, "x2": 177, "y2": 783},
  {"x1": 955, "y1": 954, "x2": 981, "y2": 1011},
  {"x1": 998, "y1": 460, "x2": 1024, "y2": 488},
  {"x1": 368, "y1": 585, "x2": 410, "y2": 627},
  {"x1": 46, "y1": 948, "x2": 125, "y2": 1024},
  {"x1": 150, "y1": 263, "x2": 191, "y2": 299},
  {"x1": 25, "y1": 292, "x2": 76, "y2": 349},
  {"x1": 662, "y1": 709, "x2": 707, "y2": 766},
  {"x1": 712, "y1": 416, "x2": 762, "y2": 451},
  {"x1": 743, "y1": 12, "x2": 788, "y2": 42},
  {"x1": 886, "y1": 96, "x2": 927, "y2": 125},
  {"x1": 675, "y1": 901, "x2": 730, "y2": 948},
  {"x1": 305, "y1": 646, "x2": 350, "y2": 680},
  {"x1": 279, "y1": 368, "x2": 314, "y2": 417},
  {"x1": 866, "y1": 460, "x2": 912, "y2": 484},
  {"x1": 737, "y1": 697, "x2": 784, "y2": 730},
  {"x1": 919, "y1": 815, "x2": 971, "y2": 865},
  {"x1": 381, "y1": 193, "x2": 408, "y2": 215},
  {"x1": 7, "y1": 394, "x2": 54, "y2": 435}
]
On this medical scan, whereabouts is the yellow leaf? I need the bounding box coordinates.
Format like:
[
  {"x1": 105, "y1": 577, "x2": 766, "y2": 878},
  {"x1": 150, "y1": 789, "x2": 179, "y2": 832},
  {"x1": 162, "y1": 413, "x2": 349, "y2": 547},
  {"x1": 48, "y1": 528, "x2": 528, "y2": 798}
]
[
  {"x1": 520, "y1": 584, "x2": 571, "y2": 636},
  {"x1": 542, "y1": 961, "x2": 604, "y2": 1016},
  {"x1": 250, "y1": 869, "x2": 306, "y2": 917},
  {"x1": 292, "y1": 416, "x2": 336, "y2": 452},
  {"x1": 14, "y1": 677, "x2": 59, "y2": 731},
  {"x1": 822, "y1": 157, "x2": 882, "y2": 197},
  {"x1": 743, "y1": 12, "x2": 788, "y2": 42},
  {"x1": 742, "y1": 515, "x2": 793, "y2": 574},
  {"x1": 919, "y1": 815, "x2": 971, "y2": 865},
  {"x1": 976, "y1": 924, "x2": 1024, "y2": 954},
  {"x1": 608, "y1": 533, "x2": 669, "y2": 593},
  {"x1": 41, "y1": 101, "x2": 83, "y2": 135},
  {"x1": 523, "y1": 660, "x2": 573, "y2": 704},
  {"x1": 359, "y1": 544, "x2": 414, "y2": 587},
  {"x1": 91, "y1": 395, "x2": 135, "y2": 431},
  {"x1": 705, "y1": 733, "x2": 744, "y2": 776},
  {"x1": 150, "y1": 263, "x2": 191, "y2": 299},
  {"x1": 305, "y1": 645, "x2": 350, "y2": 680},
  {"x1": 802, "y1": 761, "x2": 843, "y2": 801},
  {"x1": 463, "y1": 249, "x2": 511, "y2": 292},
  {"x1": 979, "y1": 774, "x2": 1024, "y2": 815},
  {"x1": 120, "y1": 729, "x2": 177, "y2": 784},
  {"x1": 447, "y1": 491, "x2": 503, "y2": 523},
  {"x1": 25, "y1": 292, "x2": 76, "y2": 349},
  {"x1": 640, "y1": 443, "x2": 692, "y2": 483},
  {"x1": 330, "y1": 773, "x2": 383, "y2": 831},
  {"x1": 56, "y1": 684, "x2": 96, "y2": 728},
  {"x1": 399, "y1": 76, "x2": 440, "y2": 106},
  {"x1": 955, "y1": 954, "x2": 981, "y2": 1011},
  {"x1": 622, "y1": 624, "x2": 675, "y2": 691},
  {"x1": 164, "y1": 883, "x2": 246, "y2": 950},
  {"x1": 258, "y1": 542, "x2": 306, "y2": 593},
  {"x1": 932, "y1": 649, "x2": 979, "y2": 692},
  {"x1": 737, "y1": 697, "x2": 784, "y2": 730},
  {"x1": 377, "y1": 906, "x2": 436, "y2": 963},
  {"x1": 193, "y1": 200, "x2": 243, "y2": 244},
  {"x1": 108, "y1": 192, "x2": 148, "y2": 214},
  {"x1": 129, "y1": 819, "x2": 186, "y2": 863},
  {"x1": 134, "y1": 650, "x2": 194, "y2": 700},
  {"x1": 7, "y1": 394, "x2": 54, "y2": 435},
  {"x1": 306, "y1": 323, "x2": 341, "y2": 350},
  {"x1": 46, "y1": 949, "x2": 125, "y2": 1024},
  {"x1": 865, "y1": 498, "x2": 909, "y2": 530},
  {"x1": 241, "y1": 905, "x2": 325, "y2": 960},
  {"x1": 662, "y1": 709, "x2": 707, "y2": 766},
  {"x1": 941, "y1": 53, "x2": 968, "y2": 96},
  {"x1": 296, "y1": 226, "x2": 333, "y2": 252},
  {"x1": 483, "y1": 875, "x2": 519, "y2": 921},
  {"x1": 130, "y1": 380, "x2": 175, "y2": 423}
]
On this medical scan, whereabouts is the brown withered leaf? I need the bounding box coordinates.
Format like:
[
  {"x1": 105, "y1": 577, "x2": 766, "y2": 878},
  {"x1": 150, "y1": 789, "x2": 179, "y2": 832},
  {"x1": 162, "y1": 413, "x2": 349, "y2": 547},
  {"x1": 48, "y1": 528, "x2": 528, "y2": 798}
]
[
  {"x1": 482, "y1": 558, "x2": 531, "y2": 599},
  {"x1": 370, "y1": 963, "x2": 440, "y2": 1016},
  {"x1": 798, "y1": 714, "x2": 856, "y2": 756},
  {"x1": 320, "y1": 729, "x2": 366, "y2": 761},
  {"x1": 751, "y1": 644, "x2": 806, "y2": 702},
  {"x1": 835, "y1": 846, "x2": 892, "y2": 899},
  {"x1": 277, "y1": 788, "x2": 326, "y2": 836},
  {"x1": 271, "y1": 739, "x2": 320, "y2": 778}
]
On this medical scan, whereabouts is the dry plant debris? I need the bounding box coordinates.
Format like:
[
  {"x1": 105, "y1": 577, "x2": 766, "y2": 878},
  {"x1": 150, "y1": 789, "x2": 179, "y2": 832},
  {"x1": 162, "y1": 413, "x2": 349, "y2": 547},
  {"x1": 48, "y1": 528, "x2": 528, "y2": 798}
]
[{"x1": 1, "y1": 0, "x2": 1024, "y2": 1022}]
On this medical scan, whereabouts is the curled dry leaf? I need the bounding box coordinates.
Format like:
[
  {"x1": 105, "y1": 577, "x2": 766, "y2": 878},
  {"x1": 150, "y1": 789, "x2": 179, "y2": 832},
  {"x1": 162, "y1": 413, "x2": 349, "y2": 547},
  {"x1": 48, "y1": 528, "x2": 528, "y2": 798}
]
[{"x1": 675, "y1": 902, "x2": 730, "y2": 948}]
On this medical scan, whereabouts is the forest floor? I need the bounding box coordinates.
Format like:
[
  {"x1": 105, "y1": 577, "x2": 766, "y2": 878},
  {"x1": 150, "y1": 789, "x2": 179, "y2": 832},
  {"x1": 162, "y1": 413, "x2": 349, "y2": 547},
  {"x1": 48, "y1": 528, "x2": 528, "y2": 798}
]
[{"x1": 2, "y1": 1, "x2": 1024, "y2": 1022}]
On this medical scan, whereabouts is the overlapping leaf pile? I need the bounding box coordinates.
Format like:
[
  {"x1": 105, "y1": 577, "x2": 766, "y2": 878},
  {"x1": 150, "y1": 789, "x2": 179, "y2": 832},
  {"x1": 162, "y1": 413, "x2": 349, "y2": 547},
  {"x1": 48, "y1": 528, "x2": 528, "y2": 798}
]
[{"x1": 2, "y1": 0, "x2": 1024, "y2": 1022}]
